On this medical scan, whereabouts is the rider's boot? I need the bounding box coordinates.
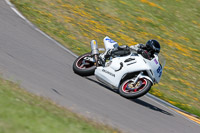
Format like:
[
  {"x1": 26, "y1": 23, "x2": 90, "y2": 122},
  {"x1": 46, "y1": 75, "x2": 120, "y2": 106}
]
[{"x1": 98, "y1": 49, "x2": 112, "y2": 66}]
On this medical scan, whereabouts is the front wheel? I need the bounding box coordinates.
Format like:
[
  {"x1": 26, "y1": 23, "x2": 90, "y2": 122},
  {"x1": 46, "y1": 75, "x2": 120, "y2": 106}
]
[
  {"x1": 73, "y1": 53, "x2": 96, "y2": 76},
  {"x1": 119, "y1": 78, "x2": 152, "y2": 99}
]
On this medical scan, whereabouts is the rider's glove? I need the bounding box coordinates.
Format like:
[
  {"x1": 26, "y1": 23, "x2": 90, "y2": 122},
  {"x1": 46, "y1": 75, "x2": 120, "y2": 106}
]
[{"x1": 137, "y1": 48, "x2": 143, "y2": 54}]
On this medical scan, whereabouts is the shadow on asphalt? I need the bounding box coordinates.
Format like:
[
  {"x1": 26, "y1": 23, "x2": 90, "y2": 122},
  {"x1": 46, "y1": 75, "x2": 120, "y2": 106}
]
[
  {"x1": 131, "y1": 99, "x2": 174, "y2": 116},
  {"x1": 85, "y1": 76, "x2": 174, "y2": 116}
]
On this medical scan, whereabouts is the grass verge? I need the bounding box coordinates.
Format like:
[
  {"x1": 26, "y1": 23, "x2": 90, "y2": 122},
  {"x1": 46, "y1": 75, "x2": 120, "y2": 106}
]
[
  {"x1": 10, "y1": 0, "x2": 200, "y2": 117},
  {"x1": 0, "y1": 77, "x2": 119, "y2": 133}
]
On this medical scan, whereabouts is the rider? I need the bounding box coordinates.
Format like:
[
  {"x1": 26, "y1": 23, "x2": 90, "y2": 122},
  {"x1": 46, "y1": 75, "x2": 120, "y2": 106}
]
[
  {"x1": 130, "y1": 39, "x2": 161, "y2": 59},
  {"x1": 103, "y1": 39, "x2": 161, "y2": 61}
]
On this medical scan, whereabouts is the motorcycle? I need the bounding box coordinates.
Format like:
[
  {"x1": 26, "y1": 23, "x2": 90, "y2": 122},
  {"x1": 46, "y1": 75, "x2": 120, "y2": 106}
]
[{"x1": 73, "y1": 36, "x2": 165, "y2": 99}]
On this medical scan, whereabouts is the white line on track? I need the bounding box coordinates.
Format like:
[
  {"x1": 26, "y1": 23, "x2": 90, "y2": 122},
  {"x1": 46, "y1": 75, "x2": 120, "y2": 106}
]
[
  {"x1": 145, "y1": 94, "x2": 200, "y2": 126},
  {"x1": 4, "y1": 0, "x2": 78, "y2": 58}
]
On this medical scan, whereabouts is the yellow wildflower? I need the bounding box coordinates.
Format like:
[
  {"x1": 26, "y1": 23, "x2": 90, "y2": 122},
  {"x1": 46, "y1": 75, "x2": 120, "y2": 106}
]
[{"x1": 140, "y1": 0, "x2": 165, "y2": 10}]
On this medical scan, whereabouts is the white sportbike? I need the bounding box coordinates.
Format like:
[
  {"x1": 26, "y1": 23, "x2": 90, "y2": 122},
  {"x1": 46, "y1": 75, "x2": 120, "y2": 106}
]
[{"x1": 73, "y1": 37, "x2": 165, "y2": 99}]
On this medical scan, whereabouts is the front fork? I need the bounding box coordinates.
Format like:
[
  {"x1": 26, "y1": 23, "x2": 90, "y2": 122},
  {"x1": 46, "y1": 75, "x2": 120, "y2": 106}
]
[
  {"x1": 131, "y1": 72, "x2": 144, "y2": 85},
  {"x1": 130, "y1": 72, "x2": 153, "y2": 85}
]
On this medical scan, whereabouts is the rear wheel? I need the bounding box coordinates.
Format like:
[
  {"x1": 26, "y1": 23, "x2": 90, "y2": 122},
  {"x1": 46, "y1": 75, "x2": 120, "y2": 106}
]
[
  {"x1": 73, "y1": 53, "x2": 96, "y2": 76},
  {"x1": 119, "y1": 78, "x2": 152, "y2": 99}
]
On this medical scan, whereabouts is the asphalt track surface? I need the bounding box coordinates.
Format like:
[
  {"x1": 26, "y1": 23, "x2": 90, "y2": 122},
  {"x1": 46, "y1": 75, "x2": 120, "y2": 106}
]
[{"x1": 0, "y1": 0, "x2": 200, "y2": 133}]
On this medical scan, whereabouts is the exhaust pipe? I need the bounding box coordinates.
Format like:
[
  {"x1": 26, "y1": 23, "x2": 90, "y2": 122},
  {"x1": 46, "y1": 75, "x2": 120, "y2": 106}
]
[
  {"x1": 90, "y1": 40, "x2": 99, "y2": 55},
  {"x1": 90, "y1": 40, "x2": 99, "y2": 67}
]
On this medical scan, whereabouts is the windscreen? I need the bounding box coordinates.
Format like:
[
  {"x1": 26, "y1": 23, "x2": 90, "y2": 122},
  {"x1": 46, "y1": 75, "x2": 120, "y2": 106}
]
[{"x1": 158, "y1": 53, "x2": 166, "y2": 68}]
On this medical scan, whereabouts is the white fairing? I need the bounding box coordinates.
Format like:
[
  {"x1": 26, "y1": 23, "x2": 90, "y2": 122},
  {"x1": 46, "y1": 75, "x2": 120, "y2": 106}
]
[
  {"x1": 145, "y1": 55, "x2": 163, "y2": 83},
  {"x1": 95, "y1": 53, "x2": 163, "y2": 88},
  {"x1": 103, "y1": 36, "x2": 118, "y2": 50}
]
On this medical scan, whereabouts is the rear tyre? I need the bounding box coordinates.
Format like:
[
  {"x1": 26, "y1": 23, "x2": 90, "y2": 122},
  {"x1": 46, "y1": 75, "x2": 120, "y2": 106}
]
[
  {"x1": 119, "y1": 78, "x2": 152, "y2": 99},
  {"x1": 73, "y1": 53, "x2": 96, "y2": 76}
]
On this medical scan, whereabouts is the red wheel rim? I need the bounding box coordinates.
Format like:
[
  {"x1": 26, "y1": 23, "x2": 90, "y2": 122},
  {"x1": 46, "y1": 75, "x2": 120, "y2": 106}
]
[
  {"x1": 76, "y1": 54, "x2": 94, "y2": 69},
  {"x1": 122, "y1": 79, "x2": 147, "y2": 94}
]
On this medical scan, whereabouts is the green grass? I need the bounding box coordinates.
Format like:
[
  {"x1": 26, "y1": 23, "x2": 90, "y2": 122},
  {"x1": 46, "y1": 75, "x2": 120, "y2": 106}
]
[
  {"x1": 10, "y1": 0, "x2": 200, "y2": 117},
  {"x1": 0, "y1": 77, "x2": 119, "y2": 133}
]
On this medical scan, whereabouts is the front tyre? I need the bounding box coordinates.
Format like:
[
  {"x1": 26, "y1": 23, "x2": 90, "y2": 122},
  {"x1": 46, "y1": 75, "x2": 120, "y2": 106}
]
[
  {"x1": 119, "y1": 78, "x2": 152, "y2": 99},
  {"x1": 73, "y1": 53, "x2": 96, "y2": 76}
]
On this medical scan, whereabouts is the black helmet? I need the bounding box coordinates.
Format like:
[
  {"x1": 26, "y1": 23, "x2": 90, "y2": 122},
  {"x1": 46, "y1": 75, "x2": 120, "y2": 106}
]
[{"x1": 146, "y1": 39, "x2": 160, "y2": 54}]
